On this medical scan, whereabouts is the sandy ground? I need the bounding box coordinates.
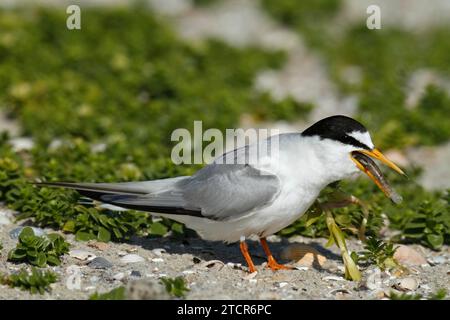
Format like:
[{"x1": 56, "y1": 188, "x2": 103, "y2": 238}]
[{"x1": 1, "y1": 211, "x2": 448, "y2": 300}]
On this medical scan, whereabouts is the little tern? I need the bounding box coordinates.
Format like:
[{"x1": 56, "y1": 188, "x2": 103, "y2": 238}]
[{"x1": 38, "y1": 115, "x2": 405, "y2": 273}]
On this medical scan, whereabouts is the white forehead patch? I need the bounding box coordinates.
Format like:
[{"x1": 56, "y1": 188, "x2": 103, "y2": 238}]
[{"x1": 348, "y1": 131, "x2": 374, "y2": 149}]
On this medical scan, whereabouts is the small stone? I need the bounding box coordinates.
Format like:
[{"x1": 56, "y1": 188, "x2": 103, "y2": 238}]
[
  {"x1": 88, "y1": 241, "x2": 109, "y2": 251},
  {"x1": 118, "y1": 251, "x2": 127, "y2": 257},
  {"x1": 427, "y1": 256, "x2": 447, "y2": 265},
  {"x1": 88, "y1": 257, "x2": 113, "y2": 269},
  {"x1": 248, "y1": 279, "x2": 257, "y2": 285},
  {"x1": 113, "y1": 272, "x2": 125, "y2": 281},
  {"x1": 394, "y1": 245, "x2": 428, "y2": 266},
  {"x1": 322, "y1": 276, "x2": 345, "y2": 282},
  {"x1": 126, "y1": 247, "x2": 138, "y2": 253},
  {"x1": 125, "y1": 279, "x2": 171, "y2": 300},
  {"x1": 0, "y1": 207, "x2": 14, "y2": 225},
  {"x1": 130, "y1": 270, "x2": 142, "y2": 278},
  {"x1": 243, "y1": 271, "x2": 258, "y2": 280},
  {"x1": 152, "y1": 248, "x2": 166, "y2": 256},
  {"x1": 151, "y1": 258, "x2": 164, "y2": 263},
  {"x1": 197, "y1": 260, "x2": 224, "y2": 270},
  {"x1": 193, "y1": 257, "x2": 202, "y2": 264},
  {"x1": 281, "y1": 244, "x2": 327, "y2": 268},
  {"x1": 395, "y1": 278, "x2": 419, "y2": 292},
  {"x1": 182, "y1": 270, "x2": 196, "y2": 275},
  {"x1": 10, "y1": 226, "x2": 45, "y2": 239},
  {"x1": 120, "y1": 254, "x2": 145, "y2": 264},
  {"x1": 278, "y1": 282, "x2": 288, "y2": 288},
  {"x1": 0, "y1": 215, "x2": 11, "y2": 225},
  {"x1": 69, "y1": 250, "x2": 96, "y2": 261},
  {"x1": 294, "y1": 266, "x2": 309, "y2": 271}
]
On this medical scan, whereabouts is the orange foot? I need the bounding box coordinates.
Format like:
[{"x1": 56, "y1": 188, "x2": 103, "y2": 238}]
[{"x1": 267, "y1": 257, "x2": 293, "y2": 271}]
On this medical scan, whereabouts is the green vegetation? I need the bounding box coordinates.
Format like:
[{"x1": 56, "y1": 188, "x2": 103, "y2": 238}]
[
  {"x1": 161, "y1": 276, "x2": 190, "y2": 298},
  {"x1": 357, "y1": 237, "x2": 399, "y2": 271},
  {"x1": 396, "y1": 198, "x2": 450, "y2": 250},
  {"x1": 8, "y1": 227, "x2": 70, "y2": 267},
  {"x1": 0, "y1": 267, "x2": 57, "y2": 294},
  {"x1": 89, "y1": 286, "x2": 126, "y2": 300}
]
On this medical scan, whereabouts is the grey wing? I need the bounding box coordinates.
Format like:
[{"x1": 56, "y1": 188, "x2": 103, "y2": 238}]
[
  {"x1": 178, "y1": 163, "x2": 281, "y2": 220},
  {"x1": 100, "y1": 163, "x2": 281, "y2": 221}
]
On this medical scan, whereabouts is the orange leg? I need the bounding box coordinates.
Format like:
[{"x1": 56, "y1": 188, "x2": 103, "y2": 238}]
[
  {"x1": 260, "y1": 237, "x2": 292, "y2": 271},
  {"x1": 239, "y1": 240, "x2": 257, "y2": 273}
]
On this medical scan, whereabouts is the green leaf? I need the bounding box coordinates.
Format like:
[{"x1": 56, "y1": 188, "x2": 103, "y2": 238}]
[
  {"x1": 46, "y1": 254, "x2": 61, "y2": 266},
  {"x1": 150, "y1": 222, "x2": 168, "y2": 236},
  {"x1": 97, "y1": 227, "x2": 111, "y2": 242},
  {"x1": 35, "y1": 252, "x2": 47, "y2": 267},
  {"x1": 426, "y1": 234, "x2": 443, "y2": 249},
  {"x1": 19, "y1": 227, "x2": 35, "y2": 241},
  {"x1": 63, "y1": 220, "x2": 76, "y2": 232},
  {"x1": 75, "y1": 231, "x2": 95, "y2": 242}
]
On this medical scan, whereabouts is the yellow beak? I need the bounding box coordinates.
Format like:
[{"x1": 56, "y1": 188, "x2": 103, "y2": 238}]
[{"x1": 357, "y1": 148, "x2": 406, "y2": 176}]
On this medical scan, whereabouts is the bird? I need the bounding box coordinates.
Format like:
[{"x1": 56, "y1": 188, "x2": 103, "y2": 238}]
[{"x1": 37, "y1": 115, "x2": 405, "y2": 273}]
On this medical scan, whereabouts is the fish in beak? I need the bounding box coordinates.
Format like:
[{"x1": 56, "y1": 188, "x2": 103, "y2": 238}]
[{"x1": 350, "y1": 149, "x2": 404, "y2": 204}]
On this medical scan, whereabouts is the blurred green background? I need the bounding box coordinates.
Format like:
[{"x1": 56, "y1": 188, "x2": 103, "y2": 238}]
[{"x1": 0, "y1": 0, "x2": 448, "y2": 249}]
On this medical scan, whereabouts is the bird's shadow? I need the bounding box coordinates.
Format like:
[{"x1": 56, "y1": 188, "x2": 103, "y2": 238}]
[{"x1": 130, "y1": 233, "x2": 342, "y2": 271}]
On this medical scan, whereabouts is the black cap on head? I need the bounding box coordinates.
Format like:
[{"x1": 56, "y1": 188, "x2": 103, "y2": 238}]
[{"x1": 301, "y1": 115, "x2": 371, "y2": 150}]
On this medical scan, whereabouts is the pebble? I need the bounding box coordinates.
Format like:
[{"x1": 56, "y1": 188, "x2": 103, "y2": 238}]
[
  {"x1": 197, "y1": 260, "x2": 224, "y2": 270},
  {"x1": 10, "y1": 226, "x2": 45, "y2": 239},
  {"x1": 118, "y1": 251, "x2": 127, "y2": 257},
  {"x1": 152, "y1": 248, "x2": 166, "y2": 256},
  {"x1": 0, "y1": 215, "x2": 12, "y2": 225},
  {"x1": 0, "y1": 208, "x2": 13, "y2": 225},
  {"x1": 242, "y1": 271, "x2": 258, "y2": 280},
  {"x1": 151, "y1": 258, "x2": 164, "y2": 263},
  {"x1": 278, "y1": 282, "x2": 288, "y2": 288},
  {"x1": 393, "y1": 245, "x2": 428, "y2": 266},
  {"x1": 395, "y1": 278, "x2": 419, "y2": 291},
  {"x1": 427, "y1": 256, "x2": 447, "y2": 265},
  {"x1": 294, "y1": 266, "x2": 309, "y2": 271},
  {"x1": 113, "y1": 272, "x2": 125, "y2": 281},
  {"x1": 182, "y1": 270, "x2": 196, "y2": 275},
  {"x1": 69, "y1": 250, "x2": 96, "y2": 261},
  {"x1": 120, "y1": 254, "x2": 145, "y2": 264},
  {"x1": 88, "y1": 241, "x2": 110, "y2": 251},
  {"x1": 322, "y1": 276, "x2": 345, "y2": 282},
  {"x1": 88, "y1": 257, "x2": 113, "y2": 269},
  {"x1": 281, "y1": 244, "x2": 327, "y2": 268},
  {"x1": 130, "y1": 270, "x2": 142, "y2": 278}
]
